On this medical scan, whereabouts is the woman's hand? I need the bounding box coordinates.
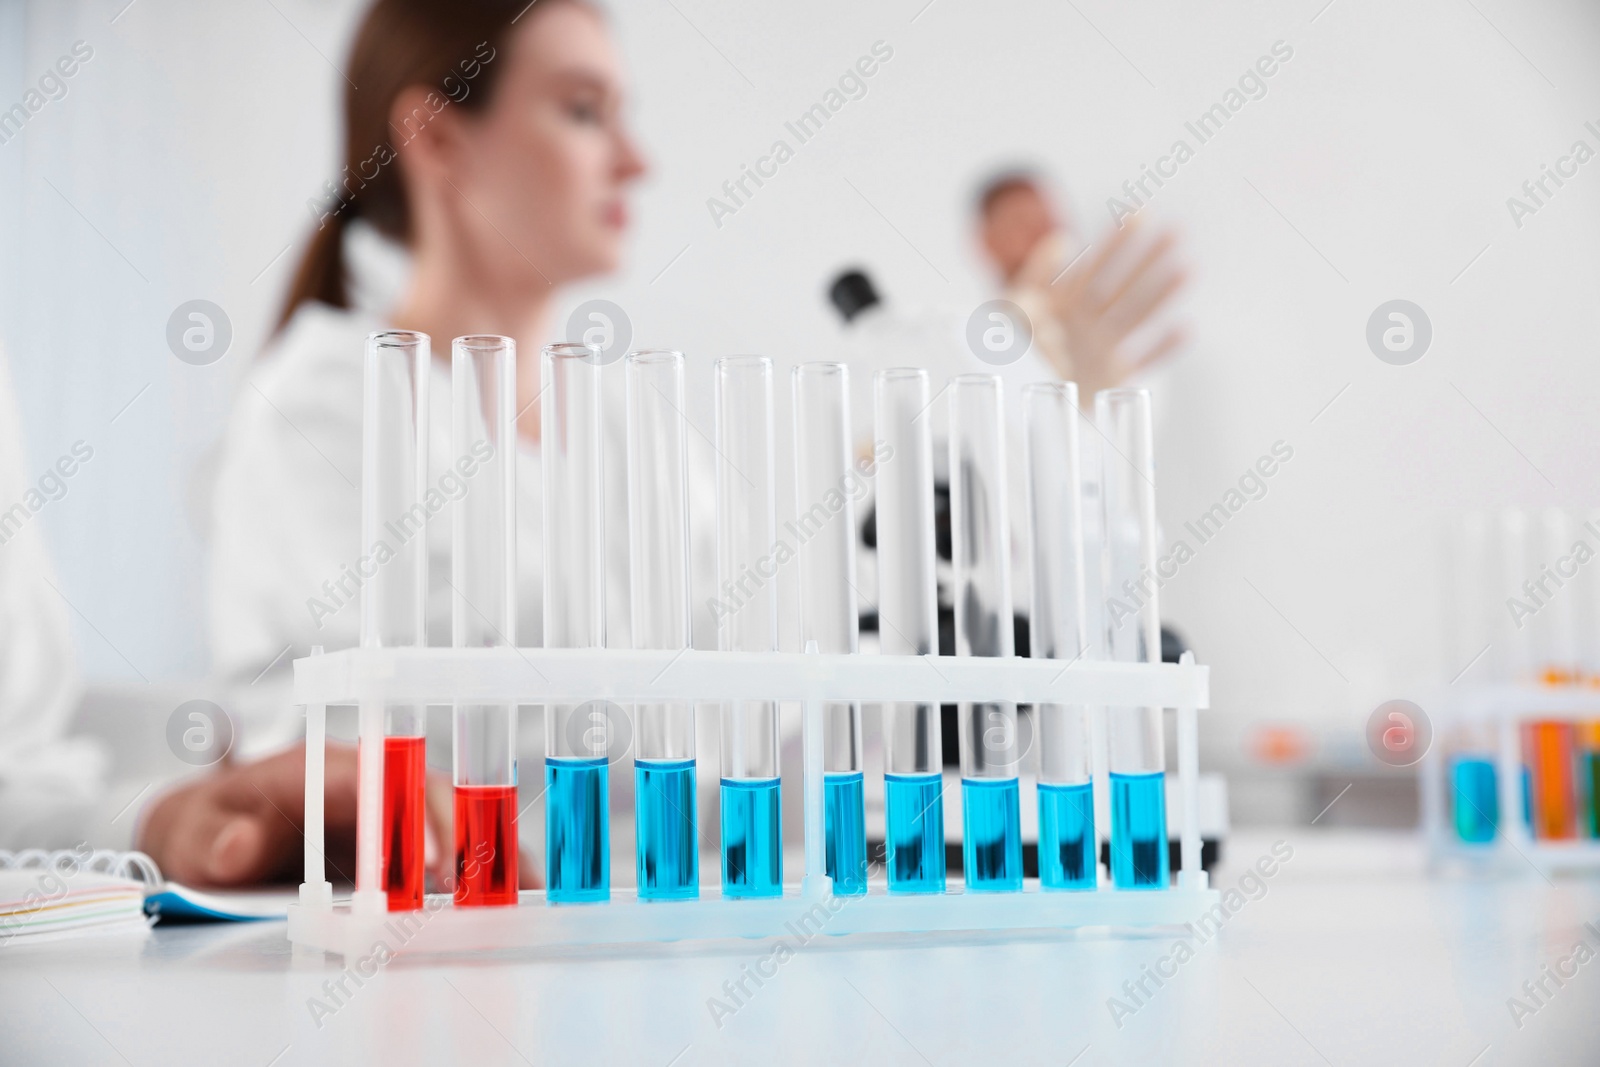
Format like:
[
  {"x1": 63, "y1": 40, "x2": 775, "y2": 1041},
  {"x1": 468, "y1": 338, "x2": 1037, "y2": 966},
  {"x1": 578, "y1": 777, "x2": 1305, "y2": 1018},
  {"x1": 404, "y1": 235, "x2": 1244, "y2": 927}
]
[{"x1": 137, "y1": 742, "x2": 541, "y2": 891}]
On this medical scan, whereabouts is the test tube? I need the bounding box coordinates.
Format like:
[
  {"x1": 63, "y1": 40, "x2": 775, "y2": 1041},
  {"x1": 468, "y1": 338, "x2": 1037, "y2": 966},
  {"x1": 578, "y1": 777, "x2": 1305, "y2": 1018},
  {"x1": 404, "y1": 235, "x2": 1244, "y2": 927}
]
[
  {"x1": 1448, "y1": 725, "x2": 1500, "y2": 844},
  {"x1": 451, "y1": 335, "x2": 519, "y2": 907},
  {"x1": 948, "y1": 374, "x2": 1023, "y2": 892},
  {"x1": 543, "y1": 342, "x2": 610, "y2": 902},
  {"x1": 361, "y1": 330, "x2": 430, "y2": 912},
  {"x1": 874, "y1": 369, "x2": 946, "y2": 894},
  {"x1": 1497, "y1": 509, "x2": 1536, "y2": 828},
  {"x1": 715, "y1": 356, "x2": 783, "y2": 898},
  {"x1": 792, "y1": 363, "x2": 866, "y2": 895},
  {"x1": 1580, "y1": 721, "x2": 1600, "y2": 839},
  {"x1": 626, "y1": 350, "x2": 698, "y2": 901},
  {"x1": 1574, "y1": 511, "x2": 1600, "y2": 838},
  {"x1": 1537, "y1": 508, "x2": 1581, "y2": 686},
  {"x1": 1097, "y1": 388, "x2": 1169, "y2": 889},
  {"x1": 1523, "y1": 508, "x2": 1578, "y2": 840},
  {"x1": 1445, "y1": 513, "x2": 1498, "y2": 844},
  {"x1": 1023, "y1": 382, "x2": 1096, "y2": 889}
]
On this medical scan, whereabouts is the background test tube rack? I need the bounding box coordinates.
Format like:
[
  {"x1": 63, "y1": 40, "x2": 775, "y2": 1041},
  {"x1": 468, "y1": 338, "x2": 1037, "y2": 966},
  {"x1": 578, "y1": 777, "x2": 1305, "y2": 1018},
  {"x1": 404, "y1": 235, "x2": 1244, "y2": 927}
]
[
  {"x1": 287, "y1": 644, "x2": 1216, "y2": 959},
  {"x1": 1421, "y1": 684, "x2": 1600, "y2": 874}
]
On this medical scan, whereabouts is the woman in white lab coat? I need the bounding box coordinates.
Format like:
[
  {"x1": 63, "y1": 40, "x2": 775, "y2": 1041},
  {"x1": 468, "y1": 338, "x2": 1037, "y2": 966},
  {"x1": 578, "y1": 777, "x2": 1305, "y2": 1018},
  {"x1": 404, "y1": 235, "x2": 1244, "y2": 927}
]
[{"x1": 139, "y1": 0, "x2": 650, "y2": 886}]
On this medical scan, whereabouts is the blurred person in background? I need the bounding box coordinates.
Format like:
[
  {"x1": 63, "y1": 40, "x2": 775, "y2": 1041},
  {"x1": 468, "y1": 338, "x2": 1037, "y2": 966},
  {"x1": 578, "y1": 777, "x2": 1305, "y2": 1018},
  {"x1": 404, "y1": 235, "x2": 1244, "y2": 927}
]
[
  {"x1": 137, "y1": 0, "x2": 644, "y2": 886},
  {"x1": 826, "y1": 171, "x2": 1188, "y2": 467},
  {"x1": 974, "y1": 169, "x2": 1187, "y2": 403}
]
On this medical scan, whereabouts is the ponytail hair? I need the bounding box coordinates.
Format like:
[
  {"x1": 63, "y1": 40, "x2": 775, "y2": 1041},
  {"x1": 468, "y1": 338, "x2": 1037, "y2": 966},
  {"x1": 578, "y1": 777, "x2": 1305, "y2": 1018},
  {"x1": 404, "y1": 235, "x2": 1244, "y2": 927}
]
[
  {"x1": 273, "y1": 0, "x2": 544, "y2": 333},
  {"x1": 279, "y1": 209, "x2": 354, "y2": 327}
]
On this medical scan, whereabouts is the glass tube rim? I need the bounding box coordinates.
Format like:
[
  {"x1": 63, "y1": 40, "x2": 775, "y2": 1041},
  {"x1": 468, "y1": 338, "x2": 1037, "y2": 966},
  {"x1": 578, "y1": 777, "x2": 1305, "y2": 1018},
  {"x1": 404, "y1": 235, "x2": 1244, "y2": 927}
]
[
  {"x1": 1096, "y1": 386, "x2": 1150, "y2": 409},
  {"x1": 1022, "y1": 380, "x2": 1080, "y2": 404},
  {"x1": 543, "y1": 340, "x2": 603, "y2": 364},
  {"x1": 794, "y1": 360, "x2": 848, "y2": 378},
  {"x1": 453, "y1": 333, "x2": 514, "y2": 353},
  {"x1": 876, "y1": 366, "x2": 929, "y2": 384},
  {"x1": 368, "y1": 329, "x2": 428, "y2": 351},
  {"x1": 951, "y1": 372, "x2": 1002, "y2": 389},
  {"x1": 716, "y1": 354, "x2": 772, "y2": 372},
  {"x1": 627, "y1": 348, "x2": 684, "y2": 365}
]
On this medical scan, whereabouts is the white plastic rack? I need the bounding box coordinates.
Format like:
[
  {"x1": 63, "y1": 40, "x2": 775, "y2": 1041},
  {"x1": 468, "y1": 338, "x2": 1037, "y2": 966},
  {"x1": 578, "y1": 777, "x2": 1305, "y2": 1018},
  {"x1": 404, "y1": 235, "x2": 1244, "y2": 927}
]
[
  {"x1": 287, "y1": 644, "x2": 1216, "y2": 958},
  {"x1": 1421, "y1": 684, "x2": 1600, "y2": 874}
]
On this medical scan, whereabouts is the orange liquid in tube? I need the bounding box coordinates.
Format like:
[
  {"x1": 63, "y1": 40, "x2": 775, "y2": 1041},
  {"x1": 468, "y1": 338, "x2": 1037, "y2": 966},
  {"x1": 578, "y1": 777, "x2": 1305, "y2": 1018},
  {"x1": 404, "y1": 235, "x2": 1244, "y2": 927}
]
[{"x1": 1526, "y1": 720, "x2": 1577, "y2": 840}]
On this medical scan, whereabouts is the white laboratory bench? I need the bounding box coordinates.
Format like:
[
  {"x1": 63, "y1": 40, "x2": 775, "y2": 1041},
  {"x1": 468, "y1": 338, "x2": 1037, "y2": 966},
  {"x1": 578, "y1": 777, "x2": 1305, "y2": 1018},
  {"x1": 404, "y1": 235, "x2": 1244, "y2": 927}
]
[{"x1": 2, "y1": 830, "x2": 1597, "y2": 1067}]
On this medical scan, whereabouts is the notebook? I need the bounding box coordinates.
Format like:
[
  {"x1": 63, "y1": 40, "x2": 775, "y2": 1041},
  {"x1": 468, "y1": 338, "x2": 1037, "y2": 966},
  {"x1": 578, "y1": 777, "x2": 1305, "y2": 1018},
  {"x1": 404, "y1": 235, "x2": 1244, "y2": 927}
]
[{"x1": 0, "y1": 849, "x2": 291, "y2": 945}]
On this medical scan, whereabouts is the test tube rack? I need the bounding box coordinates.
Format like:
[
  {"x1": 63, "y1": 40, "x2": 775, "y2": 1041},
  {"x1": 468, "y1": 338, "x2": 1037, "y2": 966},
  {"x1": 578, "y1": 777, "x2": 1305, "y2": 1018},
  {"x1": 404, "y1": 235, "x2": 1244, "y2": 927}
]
[
  {"x1": 1421, "y1": 684, "x2": 1600, "y2": 874},
  {"x1": 287, "y1": 644, "x2": 1216, "y2": 958}
]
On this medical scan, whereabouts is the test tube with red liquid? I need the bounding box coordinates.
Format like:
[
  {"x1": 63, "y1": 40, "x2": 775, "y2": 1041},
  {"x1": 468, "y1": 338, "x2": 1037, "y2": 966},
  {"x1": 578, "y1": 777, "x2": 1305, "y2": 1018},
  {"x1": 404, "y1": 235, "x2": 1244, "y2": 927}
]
[
  {"x1": 451, "y1": 335, "x2": 519, "y2": 906},
  {"x1": 360, "y1": 330, "x2": 430, "y2": 912}
]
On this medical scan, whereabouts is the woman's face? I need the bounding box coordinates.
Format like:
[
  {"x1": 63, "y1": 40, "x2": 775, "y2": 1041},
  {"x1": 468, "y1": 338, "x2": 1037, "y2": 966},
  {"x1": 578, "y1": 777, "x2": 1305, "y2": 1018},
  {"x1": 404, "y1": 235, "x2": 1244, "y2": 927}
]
[
  {"x1": 981, "y1": 183, "x2": 1057, "y2": 283},
  {"x1": 448, "y1": 2, "x2": 644, "y2": 288}
]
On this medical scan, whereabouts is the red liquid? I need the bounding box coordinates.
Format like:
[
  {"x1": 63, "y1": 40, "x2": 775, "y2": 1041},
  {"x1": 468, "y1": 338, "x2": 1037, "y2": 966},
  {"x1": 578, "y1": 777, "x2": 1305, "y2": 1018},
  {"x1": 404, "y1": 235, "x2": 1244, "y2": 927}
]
[
  {"x1": 382, "y1": 736, "x2": 426, "y2": 911},
  {"x1": 454, "y1": 785, "x2": 519, "y2": 906}
]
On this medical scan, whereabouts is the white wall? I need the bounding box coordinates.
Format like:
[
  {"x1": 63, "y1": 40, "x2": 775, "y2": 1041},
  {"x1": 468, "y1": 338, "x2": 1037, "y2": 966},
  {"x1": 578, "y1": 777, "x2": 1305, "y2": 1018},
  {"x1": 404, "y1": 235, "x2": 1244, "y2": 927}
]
[{"x1": 3, "y1": 0, "x2": 1599, "y2": 770}]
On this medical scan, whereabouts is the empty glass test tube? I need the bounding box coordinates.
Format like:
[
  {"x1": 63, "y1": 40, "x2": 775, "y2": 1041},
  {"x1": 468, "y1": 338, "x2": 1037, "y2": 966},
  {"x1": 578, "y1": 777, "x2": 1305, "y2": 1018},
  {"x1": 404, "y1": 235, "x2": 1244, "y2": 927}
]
[
  {"x1": 626, "y1": 350, "x2": 698, "y2": 900},
  {"x1": 874, "y1": 369, "x2": 946, "y2": 893},
  {"x1": 451, "y1": 335, "x2": 520, "y2": 907},
  {"x1": 361, "y1": 330, "x2": 430, "y2": 912},
  {"x1": 715, "y1": 356, "x2": 783, "y2": 898},
  {"x1": 948, "y1": 374, "x2": 1023, "y2": 892},
  {"x1": 793, "y1": 363, "x2": 866, "y2": 895},
  {"x1": 1024, "y1": 382, "x2": 1096, "y2": 890},
  {"x1": 1536, "y1": 508, "x2": 1582, "y2": 686},
  {"x1": 1097, "y1": 388, "x2": 1169, "y2": 890},
  {"x1": 543, "y1": 342, "x2": 610, "y2": 902}
]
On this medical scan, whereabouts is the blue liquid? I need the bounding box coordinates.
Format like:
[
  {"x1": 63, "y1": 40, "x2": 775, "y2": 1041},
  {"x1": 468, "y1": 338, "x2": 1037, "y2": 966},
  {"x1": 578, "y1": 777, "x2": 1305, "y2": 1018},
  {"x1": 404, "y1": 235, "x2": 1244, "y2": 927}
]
[
  {"x1": 1110, "y1": 771, "x2": 1168, "y2": 890},
  {"x1": 825, "y1": 772, "x2": 867, "y2": 895},
  {"x1": 1521, "y1": 765, "x2": 1532, "y2": 827},
  {"x1": 961, "y1": 777, "x2": 1022, "y2": 891},
  {"x1": 721, "y1": 778, "x2": 782, "y2": 898},
  {"x1": 1039, "y1": 781, "x2": 1096, "y2": 890},
  {"x1": 635, "y1": 758, "x2": 698, "y2": 900},
  {"x1": 885, "y1": 773, "x2": 946, "y2": 893},
  {"x1": 1451, "y1": 756, "x2": 1498, "y2": 844},
  {"x1": 545, "y1": 757, "x2": 609, "y2": 903}
]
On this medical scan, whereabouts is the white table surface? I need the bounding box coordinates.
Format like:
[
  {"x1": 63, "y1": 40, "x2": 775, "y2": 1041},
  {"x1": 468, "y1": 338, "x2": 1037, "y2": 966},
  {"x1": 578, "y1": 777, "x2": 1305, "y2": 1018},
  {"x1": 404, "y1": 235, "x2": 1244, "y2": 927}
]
[{"x1": 3, "y1": 830, "x2": 1598, "y2": 1067}]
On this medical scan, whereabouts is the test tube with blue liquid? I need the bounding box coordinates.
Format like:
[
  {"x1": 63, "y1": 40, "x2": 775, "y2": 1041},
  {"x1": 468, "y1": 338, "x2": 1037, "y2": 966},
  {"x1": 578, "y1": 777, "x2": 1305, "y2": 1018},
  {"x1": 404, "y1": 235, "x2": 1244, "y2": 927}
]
[
  {"x1": 361, "y1": 330, "x2": 431, "y2": 912},
  {"x1": 1097, "y1": 388, "x2": 1169, "y2": 890},
  {"x1": 715, "y1": 356, "x2": 783, "y2": 898},
  {"x1": 949, "y1": 374, "x2": 1023, "y2": 892},
  {"x1": 874, "y1": 369, "x2": 946, "y2": 893},
  {"x1": 1024, "y1": 382, "x2": 1096, "y2": 890},
  {"x1": 792, "y1": 363, "x2": 866, "y2": 895},
  {"x1": 626, "y1": 350, "x2": 699, "y2": 900},
  {"x1": 542, "y1": 342, "x2": 610, "y2": 903},
  {"x1": 450, "y1": 335, "x2": 519, "y2": 906},
  {"x1": 1449, "y1": 724, "x2": 1500, "y2": 844},
  {"x1": 1444, "y1": 513, "x2": 1498, "y2": 844}
]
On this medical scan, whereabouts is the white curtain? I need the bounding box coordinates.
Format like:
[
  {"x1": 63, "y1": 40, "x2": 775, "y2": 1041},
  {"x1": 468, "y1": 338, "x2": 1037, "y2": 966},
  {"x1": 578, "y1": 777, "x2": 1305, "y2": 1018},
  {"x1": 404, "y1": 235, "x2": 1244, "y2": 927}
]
[{"x1": 0, "y1": 0, "x2": 363, "y2": 680}]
